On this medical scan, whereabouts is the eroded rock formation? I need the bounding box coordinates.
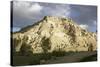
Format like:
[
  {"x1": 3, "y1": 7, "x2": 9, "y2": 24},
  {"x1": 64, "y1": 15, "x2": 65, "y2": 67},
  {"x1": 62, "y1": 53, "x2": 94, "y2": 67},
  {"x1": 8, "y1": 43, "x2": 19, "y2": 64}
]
[{"x1": 12, "y1": 16, "x2": 97, "y2": 55}]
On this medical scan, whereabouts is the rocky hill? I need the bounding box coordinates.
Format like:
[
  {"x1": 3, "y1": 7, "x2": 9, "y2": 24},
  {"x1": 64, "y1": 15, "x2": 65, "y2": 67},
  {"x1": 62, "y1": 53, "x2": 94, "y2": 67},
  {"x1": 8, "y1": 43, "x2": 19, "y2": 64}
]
[{"x1": 12, "y1": 16, "x2": 97, "y2": 55}]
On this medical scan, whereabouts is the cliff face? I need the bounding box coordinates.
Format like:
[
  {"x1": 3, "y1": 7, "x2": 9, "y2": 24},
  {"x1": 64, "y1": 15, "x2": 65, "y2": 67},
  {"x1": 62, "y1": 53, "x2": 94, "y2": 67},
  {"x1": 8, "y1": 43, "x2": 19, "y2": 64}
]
[{"x1": 12, "y1": 16, "x2": 97, "y2": 54}]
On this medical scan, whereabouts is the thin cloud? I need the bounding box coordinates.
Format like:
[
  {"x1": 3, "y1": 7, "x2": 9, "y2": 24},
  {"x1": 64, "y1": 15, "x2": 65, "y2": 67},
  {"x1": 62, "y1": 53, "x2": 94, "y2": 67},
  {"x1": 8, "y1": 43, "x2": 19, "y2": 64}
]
[
  {"x1": 13, "y1": 1, "x2": 43, "y2": 20},
  {"x1": 13, "y1": 1, "x2": 71, "y2": 27},
  {"x1": 79, "y1": 24, "x2": 88, "y2": 30},
  {"x1": 29, "y1": 3, "x2": 43, "y2": 13},
  {"x1": 12, "y1": 1, "x2": 97, "y2": 32},
  {"x1": 41, "y1": 4, "x2": 71, "y2": 17}
]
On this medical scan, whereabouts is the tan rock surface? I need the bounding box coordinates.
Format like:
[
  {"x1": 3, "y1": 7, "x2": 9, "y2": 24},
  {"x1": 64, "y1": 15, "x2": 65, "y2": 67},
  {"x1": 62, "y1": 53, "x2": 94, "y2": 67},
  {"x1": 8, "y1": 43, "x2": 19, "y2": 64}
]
[{"x1": 12, "y1": 16, "x2": 97, "y2": 54}]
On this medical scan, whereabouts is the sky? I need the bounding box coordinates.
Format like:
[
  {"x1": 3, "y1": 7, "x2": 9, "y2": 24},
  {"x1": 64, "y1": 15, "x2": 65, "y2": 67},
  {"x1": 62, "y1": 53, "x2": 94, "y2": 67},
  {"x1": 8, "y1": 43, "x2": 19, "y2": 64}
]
[{"x1": 12, "y1": 1, "x2": 97, "y2": 32}]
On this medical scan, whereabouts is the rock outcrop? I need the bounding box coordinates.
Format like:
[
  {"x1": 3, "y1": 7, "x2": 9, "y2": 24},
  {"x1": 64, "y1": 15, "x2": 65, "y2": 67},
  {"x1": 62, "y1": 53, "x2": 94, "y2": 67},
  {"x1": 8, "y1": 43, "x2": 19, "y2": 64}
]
[{"x1": 12, "y1": 16, "x2": 97, "y2": 55}]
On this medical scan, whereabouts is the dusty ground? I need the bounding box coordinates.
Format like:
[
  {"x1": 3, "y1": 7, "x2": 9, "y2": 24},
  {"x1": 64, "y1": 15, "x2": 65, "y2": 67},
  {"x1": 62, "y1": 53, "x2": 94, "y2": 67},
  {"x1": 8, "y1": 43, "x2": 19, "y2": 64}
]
[{"x1": 11, "y1": 51, "x2": 97, "y2": 66}]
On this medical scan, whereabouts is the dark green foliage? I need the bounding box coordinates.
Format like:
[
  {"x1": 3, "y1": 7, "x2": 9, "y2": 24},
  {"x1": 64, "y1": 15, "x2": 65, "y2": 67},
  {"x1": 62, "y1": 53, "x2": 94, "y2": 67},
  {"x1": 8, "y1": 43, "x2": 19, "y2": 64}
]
[
  {"x1": 80, "y1": 54, "x2": 97, "y2": 62},
  {"x1": 20, "y1": 43, "x2": 33, "y2": 56},
  {"x1": 67, "y1": 25, "x2": 76, "y2": 42},
  {"x1": 12, "y1": 51, "x2": 97, "y2": 66},
  {"x1": 88, "y1": 44, "x2": 93, "y2": 51},
  {"x1": 81, "y1": 29, "x2": 87, "y2": 36},
  {"x1": 62, "y1": 18, "x2": 67, "y2": 21},
  {"x1": 81, "y1": 31, "x2": 85, "y2": 36},
  {"x1": 12, "y1": 38, "x2": 22, "y2": 54},
  {"x1": 40, "y1": 53, "x2": 52, "y2": 60},
  {"x1": 41, "y1": 37, "x2": 51, "y2": 53},
  {"x1": 52, "y1": 50, "x2": 66, "y2": 57}
]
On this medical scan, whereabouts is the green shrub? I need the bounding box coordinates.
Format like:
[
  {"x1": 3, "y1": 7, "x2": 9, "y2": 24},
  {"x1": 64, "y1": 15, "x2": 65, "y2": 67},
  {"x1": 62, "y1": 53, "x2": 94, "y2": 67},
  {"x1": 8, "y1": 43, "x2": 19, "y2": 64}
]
[
  {"x1": 41, "y1": 37, "x2": 51, "y2": 53},
  {"x1": 52, "y1": 50, "x2": 66, "y2": 57}
]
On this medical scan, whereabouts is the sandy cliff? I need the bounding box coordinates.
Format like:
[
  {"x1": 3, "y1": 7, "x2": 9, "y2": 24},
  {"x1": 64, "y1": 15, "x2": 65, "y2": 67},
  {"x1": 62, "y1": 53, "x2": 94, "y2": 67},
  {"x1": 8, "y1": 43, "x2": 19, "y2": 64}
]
[{"x1": 12, "y1": 16, "x2": 97, "y2": 55}]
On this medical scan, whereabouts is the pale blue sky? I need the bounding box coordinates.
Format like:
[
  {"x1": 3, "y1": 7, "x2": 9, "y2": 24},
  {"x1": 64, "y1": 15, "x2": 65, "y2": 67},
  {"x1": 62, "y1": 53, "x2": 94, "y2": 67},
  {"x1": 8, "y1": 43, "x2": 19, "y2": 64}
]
[{"x1": 12, "y1": 1, "x2": 97, "y2": 32}]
